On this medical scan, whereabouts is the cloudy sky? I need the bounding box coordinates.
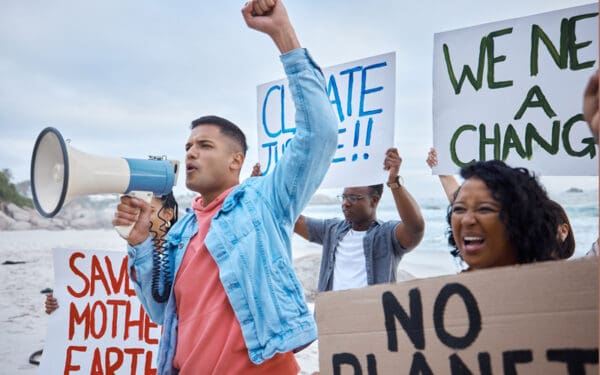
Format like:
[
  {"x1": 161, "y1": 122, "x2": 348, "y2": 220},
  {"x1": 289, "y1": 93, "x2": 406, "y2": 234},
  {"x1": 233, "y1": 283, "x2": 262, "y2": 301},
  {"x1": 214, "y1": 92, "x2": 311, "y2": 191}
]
[{"x1": 0, "y1": 0, "x2": 596, "y2": 200}]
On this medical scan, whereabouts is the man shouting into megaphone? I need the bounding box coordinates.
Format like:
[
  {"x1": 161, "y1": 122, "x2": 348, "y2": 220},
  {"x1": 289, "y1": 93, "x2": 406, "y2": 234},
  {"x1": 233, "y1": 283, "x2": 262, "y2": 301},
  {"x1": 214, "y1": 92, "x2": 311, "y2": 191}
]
[{"x1": 112, "y1": 1, "x2": 338, "y2": 373}]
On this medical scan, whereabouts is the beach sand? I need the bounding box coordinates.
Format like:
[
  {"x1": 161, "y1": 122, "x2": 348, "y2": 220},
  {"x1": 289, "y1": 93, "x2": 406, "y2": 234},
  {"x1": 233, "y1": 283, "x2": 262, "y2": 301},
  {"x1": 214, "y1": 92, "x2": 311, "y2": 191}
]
[{"x1": 0, "y1": 229, "x2": 456, "y2": 374}]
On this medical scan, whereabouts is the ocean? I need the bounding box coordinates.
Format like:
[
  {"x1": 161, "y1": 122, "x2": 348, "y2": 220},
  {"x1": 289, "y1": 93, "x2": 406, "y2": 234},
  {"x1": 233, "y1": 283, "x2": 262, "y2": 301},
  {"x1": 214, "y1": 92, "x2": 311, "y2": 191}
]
[{"x1": 301, "y1": 189, "x2": 599, "y2": 259}]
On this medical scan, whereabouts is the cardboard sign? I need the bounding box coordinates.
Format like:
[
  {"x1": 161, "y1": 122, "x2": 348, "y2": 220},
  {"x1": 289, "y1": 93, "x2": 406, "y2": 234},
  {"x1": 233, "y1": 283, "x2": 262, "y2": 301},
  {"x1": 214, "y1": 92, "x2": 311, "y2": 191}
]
[
  {"x1": 39, "y1": 248, "x2": 160, "y2": 375},
  {"x1": 433, "y1": 4, "x2": 598, "y2": 176},
  {"x1": 257, "y1": 52, "x2": 396, "y2": 189},
  {"x1": 316, "y1": 258, "x2": 598, "y2": 374}
]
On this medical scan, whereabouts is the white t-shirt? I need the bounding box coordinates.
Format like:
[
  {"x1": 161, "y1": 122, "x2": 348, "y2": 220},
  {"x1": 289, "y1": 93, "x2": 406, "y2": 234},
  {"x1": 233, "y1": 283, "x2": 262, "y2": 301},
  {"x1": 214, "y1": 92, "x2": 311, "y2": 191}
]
[{"x1": 332, "y1": 229, "x2": 367, "y2": 291}]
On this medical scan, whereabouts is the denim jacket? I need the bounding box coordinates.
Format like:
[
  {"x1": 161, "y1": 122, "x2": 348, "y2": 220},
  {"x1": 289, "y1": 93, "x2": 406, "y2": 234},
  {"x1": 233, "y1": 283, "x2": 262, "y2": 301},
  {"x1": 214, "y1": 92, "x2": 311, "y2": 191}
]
[
  {"x1": 127, "y1": 48, "x2": 338, "y2": 374},
  {"x1": 304, "y1": 217, "x2": 406, "y2": 292}
]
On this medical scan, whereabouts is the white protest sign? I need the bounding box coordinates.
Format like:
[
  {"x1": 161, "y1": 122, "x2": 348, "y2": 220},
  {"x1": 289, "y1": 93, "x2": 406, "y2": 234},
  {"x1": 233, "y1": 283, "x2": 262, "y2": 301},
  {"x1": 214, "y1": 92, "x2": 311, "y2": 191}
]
[
  {"x1": 38, "y1": 248, "x2": 159, "y2": 375},
  {"x1": 257, "y1": 52, "x2": 396, "y2": 189},
  {"x1": 433, "y1": 4, "x2": 598, "y2": 175}
]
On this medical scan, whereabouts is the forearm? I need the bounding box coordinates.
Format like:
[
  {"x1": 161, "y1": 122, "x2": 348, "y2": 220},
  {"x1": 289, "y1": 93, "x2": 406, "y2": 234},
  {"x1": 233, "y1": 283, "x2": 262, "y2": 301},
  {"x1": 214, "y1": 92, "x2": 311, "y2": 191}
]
[
  {"x1": 270, "y1": 49, "x2": 338, "y2": 219},
  {"x1": 127, "y1": 237, "x2": 167, "y2": 323},
  {"x1": 390, "y1": 186, "x2": 424, "y2": 248},
  {"x1": 439, "y1": 175, "x2": 460, "y2": 202},
  {"x1": 294, "y1": 215, "x2": 310, "y2": 240},
  {"x1": 393, "y1": 188, "x2": 424, "y2": 231},
  {"x1": 271, "y1": 26, "x2": 300, "y2": 54}
]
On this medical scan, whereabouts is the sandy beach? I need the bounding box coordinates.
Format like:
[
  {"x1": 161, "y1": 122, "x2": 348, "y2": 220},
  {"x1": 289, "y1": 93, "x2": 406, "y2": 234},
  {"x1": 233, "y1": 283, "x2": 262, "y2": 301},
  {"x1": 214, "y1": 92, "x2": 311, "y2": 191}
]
[
  {"x1": 0, "y1": 228, "x2": 458, "y2": 374},
  {"x1": 3, "y1": 187, "x2": 598, "y2": 375}
]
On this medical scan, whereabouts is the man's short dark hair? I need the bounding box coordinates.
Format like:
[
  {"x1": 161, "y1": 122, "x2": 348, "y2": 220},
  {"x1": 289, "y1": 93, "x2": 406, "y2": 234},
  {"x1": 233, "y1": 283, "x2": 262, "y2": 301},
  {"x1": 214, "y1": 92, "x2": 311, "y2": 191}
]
[
  {"x1": 368, "y1": 184, "x2": 383, "y2": 197},
  {"x1": 191, "y1": 115, "x2": 248, "y2": 156}
]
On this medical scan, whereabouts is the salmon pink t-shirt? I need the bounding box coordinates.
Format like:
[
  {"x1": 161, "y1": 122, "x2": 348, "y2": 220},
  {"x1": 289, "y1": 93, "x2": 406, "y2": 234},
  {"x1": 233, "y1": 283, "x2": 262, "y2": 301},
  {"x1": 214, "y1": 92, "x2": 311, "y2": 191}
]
[{"x1": 172, "y1": 188, "x2": 299, "y2": 374}]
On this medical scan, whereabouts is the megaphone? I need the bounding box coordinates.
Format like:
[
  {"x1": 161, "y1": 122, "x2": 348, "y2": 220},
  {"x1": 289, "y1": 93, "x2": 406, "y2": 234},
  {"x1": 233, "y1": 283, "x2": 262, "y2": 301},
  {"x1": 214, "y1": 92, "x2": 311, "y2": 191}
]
[{"x1": 30, "y1": 127, "x2": 179, "y2": 236}]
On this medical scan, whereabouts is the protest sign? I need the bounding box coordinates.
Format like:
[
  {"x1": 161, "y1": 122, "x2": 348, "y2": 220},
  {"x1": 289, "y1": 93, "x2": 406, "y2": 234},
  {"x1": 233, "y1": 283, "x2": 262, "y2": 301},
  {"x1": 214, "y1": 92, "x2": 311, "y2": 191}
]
[
  {"x1": 39, "y1": 248, "x2": 159, "y2": 375},
  {"x1": 433, "y1": 4, "x2": 598, "y2": 175},
  {"x1": 257, "y1": 52, "x2": 396, "y2": 189},
  {"x1": 316, "y1": 258, "x2": 598, "y2": 374}
]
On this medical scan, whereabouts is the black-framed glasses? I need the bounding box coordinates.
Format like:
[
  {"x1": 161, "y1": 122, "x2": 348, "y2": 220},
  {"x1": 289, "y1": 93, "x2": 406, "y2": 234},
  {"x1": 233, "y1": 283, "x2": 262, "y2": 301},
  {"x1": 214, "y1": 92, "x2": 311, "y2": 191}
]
[{"x1": 337, "y1": 194, "x2": 367, "y2": 203}]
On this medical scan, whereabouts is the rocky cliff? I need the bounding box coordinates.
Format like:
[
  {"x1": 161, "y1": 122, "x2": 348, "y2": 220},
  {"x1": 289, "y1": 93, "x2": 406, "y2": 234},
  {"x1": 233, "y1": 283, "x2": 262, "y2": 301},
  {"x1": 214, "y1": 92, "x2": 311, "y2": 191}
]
[{"x1": 0, "y1": 198, "x2": 117, "y2": 231}]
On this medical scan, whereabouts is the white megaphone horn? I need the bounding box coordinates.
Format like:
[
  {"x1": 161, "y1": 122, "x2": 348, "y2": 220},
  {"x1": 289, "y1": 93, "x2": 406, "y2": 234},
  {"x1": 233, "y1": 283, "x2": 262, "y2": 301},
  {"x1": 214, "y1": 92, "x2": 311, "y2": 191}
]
[{"x1": 30, "y1": 127, "x2": 179, "y2": 237}]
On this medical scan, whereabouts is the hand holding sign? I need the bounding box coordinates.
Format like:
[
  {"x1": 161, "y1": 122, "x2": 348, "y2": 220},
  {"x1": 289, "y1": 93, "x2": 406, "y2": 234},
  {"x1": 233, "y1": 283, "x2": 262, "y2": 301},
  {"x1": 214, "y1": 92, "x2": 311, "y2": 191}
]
[
  {"x1": 45, "y1": 293, "x2": 59, "y2": 315},
  {"x1": 383, "y1": 147, "x2": 402, "y2": 180},
  {"x1": 251, "y1": 162, "x2": 262, "y2": 177}
]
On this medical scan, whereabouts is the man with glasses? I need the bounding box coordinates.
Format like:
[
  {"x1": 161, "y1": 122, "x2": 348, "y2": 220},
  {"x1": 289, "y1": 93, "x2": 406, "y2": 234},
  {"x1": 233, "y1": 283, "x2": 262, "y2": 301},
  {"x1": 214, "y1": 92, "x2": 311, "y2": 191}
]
[{"x1": 294, "y1": 147, "x2": 425, "y2": 292}]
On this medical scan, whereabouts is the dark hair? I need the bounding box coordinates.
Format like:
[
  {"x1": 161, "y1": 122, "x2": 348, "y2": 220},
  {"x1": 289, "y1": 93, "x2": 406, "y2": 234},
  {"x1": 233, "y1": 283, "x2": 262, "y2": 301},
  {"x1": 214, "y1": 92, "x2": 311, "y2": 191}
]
[
  {"x1": 368, "y1": 184, "x2": 384, "y2": 198},
  {"x1": 446, "y1": 160, "x2": 556, "y2": 265},
  {"x1": 156, "y1": 191, "x2": 179, "y2": 228},
  {"x1": 545, "y1": 199, "x2": 575, "y2": 260},
  {"x1": 191, "y1": 115, "x2": 248, "y2": 156}
]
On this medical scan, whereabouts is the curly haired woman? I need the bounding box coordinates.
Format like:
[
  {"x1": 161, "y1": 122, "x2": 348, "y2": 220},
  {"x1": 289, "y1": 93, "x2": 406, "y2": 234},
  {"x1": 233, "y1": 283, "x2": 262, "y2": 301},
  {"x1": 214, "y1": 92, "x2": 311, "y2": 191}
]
[{"x1": 446, "y1": 160, "x2": 560, "y2": 270}]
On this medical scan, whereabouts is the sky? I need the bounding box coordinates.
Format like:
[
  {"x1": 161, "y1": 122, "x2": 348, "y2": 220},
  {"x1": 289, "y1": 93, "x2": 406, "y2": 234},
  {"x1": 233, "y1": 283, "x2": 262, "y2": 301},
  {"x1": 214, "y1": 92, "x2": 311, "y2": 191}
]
[{"x1": 0, "y1": 0, "x2": 597, "y2": 202}]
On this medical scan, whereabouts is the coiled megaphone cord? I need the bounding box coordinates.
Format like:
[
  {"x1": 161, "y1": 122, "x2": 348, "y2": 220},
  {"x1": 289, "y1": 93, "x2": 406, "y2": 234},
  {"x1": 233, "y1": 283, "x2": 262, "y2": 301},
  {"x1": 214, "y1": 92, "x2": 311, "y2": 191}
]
[{"x1": 150, "y1": 215, "x2": 172, "y2": 303}]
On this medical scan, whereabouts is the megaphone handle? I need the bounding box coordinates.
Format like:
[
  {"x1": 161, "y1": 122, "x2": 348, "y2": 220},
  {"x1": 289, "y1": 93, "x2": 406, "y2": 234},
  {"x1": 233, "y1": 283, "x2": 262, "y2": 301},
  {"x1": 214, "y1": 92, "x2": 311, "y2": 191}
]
[{"x1": 114, "y1": 191, "x2": 154, "y2": 239}]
